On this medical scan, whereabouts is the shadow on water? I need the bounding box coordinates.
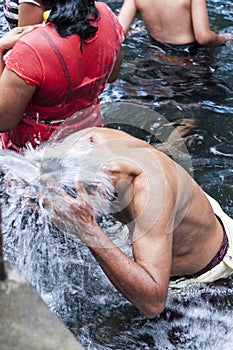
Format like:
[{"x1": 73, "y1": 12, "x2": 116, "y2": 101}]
[{"x1": 0, "y1": 0, "x2": 233, "y2": 349}]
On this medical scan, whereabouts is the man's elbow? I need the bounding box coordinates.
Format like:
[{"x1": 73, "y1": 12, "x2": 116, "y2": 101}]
[
  {"x1": 140, "y1": 299, "x2": 166, "y2": 319},
  {"x1": 195, "y1": 31, "x2": 222, "y2": 48}
]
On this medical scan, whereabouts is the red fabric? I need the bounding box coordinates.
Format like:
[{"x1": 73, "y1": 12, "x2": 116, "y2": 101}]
[
  {"x1": 1, "y1": 2, "x2": 124, "y2": 151},
  {"x1": 1, "y1": 104, "x2": 103, "y2": 152}
]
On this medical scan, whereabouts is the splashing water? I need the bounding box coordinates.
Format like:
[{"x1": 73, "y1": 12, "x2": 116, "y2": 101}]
[
  {"x1": 0, "y1": 134, "x2": 233, "y2": 349},
  {"x1": 0, "y1": 133, "x2": 115, "y2": 305}
]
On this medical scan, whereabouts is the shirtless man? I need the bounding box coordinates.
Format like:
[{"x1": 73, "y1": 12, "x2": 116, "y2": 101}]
[
  {"x1": 45, "y1": 127, "x2": 233, "y2": 319},
  {"x1": 118, "y1": 0, "x2": 232, "y2": 49}
]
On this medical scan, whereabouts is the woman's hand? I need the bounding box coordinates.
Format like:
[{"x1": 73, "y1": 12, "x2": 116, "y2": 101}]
[{"x1": 0, "y1": 24, "x2": 42, "y2": 54}]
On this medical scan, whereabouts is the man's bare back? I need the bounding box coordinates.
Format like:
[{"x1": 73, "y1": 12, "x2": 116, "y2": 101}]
[
  {"x1": 47, "y1": 127, "x2": 231, "y2": 318},
  {"x1": 50, "y1": 127, "x2": 228, "y2": 315},
  {"x1": 118, "y1": 0, "x2": 232, "y2": 47},
  {"x1": 88, "y1": 127, "x2": 224, "y2": 276},
  {"x1": 131, "y1": 0, "x2": 195, "y2": 44}
]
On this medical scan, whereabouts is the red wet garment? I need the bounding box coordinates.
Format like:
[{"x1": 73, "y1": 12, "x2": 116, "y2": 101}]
[{"x1": 1, "y1": 2, "x2": 124, "y2": 151}]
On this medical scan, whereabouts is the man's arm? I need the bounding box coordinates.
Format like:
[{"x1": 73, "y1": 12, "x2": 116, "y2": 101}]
[
  {"x1": 118, "y1": 0, "x2": 138, "y2": 37},
  {"x1": 192, "y1": 0, "x2": 232, "y2": 47},
  {"x1": 45, "y1": 176, "x2": 173, "y2": 319},
  {"x1": 89, "y1": 226, "x2": 172, "y2": 319}
]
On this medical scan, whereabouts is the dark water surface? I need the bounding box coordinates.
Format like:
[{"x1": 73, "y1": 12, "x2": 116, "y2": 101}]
[{"x1": 0, "y1": 1, "x2": 233, "y2": 349}]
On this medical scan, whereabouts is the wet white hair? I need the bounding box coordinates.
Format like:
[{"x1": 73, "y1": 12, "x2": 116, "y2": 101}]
[{"x1": 25, "y1": 131, "x2": 115, "y2": 218}]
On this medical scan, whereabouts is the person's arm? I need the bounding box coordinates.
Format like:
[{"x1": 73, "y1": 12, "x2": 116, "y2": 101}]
[
  {"x1": 0, "y1": 67, "x2": 36, "y2": 131},
  {"x1": 118, "y1": 0, "x2": 138, "y2": 38},
  {"x1": 89, "y1": 207, "x2": 172, "y2": 319},
  {"x1": 0, "y1": 26, "x2": 38, "y2": 131},
  {"x1": 107, "y1": 49, "x2": 123, "y2": 83},
  {"x1": 89, "y1": 225, "x2": 171, "y2": 319},
  {"x1": 18, "y1": 1, "x2": 44, "y2": 26},
  {"x1": 44, "y1": 176, "x2": 173, "y2": 319},
  {"x1": 0, "y1": 205, "x2": 7, "y2": 281},
  {"x1": 0, "y1": 25, "x2": 39, "y2": 74},
  {"x1": 0, "y1": 27, "x2": 38, "y2": 130},
  {"x1": 192, "y1": 0, "x2": 232, "y2": 47}
]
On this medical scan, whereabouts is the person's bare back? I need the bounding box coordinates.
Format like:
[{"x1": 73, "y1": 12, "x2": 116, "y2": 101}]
[
  {"x1": 88, "y1": 127, "x2": 224, "y2": 277},
  {"x1": 45, "y1": 126, "x2": 232, "y2": 318},
  {"x1": 135, "y1": 0, "x2": 195, "y2": 44},
  {"x1": 118, "y1": 0, "x2": 232, "y2": 47}
]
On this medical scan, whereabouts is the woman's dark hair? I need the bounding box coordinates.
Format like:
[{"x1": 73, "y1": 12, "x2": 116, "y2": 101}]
[{"x1": 42, "y1": 0, "x2": 99, "y2": 40}]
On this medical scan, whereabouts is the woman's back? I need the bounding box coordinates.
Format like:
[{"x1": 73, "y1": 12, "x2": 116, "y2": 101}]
[
  {"x1": 0, "y1": 1, "x2": 124, "y2": 150},
  {"x1": 6, "y1": 3, "x2": 123, "y2": 120}
]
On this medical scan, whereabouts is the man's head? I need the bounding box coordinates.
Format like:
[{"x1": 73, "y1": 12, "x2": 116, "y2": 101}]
[{"x1": 33, "y1": 130, "x2": 115, "y2": 218}]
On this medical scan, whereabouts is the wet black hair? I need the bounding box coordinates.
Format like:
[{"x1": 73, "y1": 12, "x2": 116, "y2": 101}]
[{"x1": 42, "y1": 0, "x2": 99, "y2": 40}]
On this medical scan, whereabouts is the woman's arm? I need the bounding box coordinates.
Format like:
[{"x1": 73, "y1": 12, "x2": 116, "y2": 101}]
[
  {"x1": 0, "y1": 68, "x2": 36, "y2": 131},
  {"x1": 0, "y1": 27, "x2": 38, "y2": 130},
  {"x1": 107, "y1": 49, "x2": 123, "y2": 83}
]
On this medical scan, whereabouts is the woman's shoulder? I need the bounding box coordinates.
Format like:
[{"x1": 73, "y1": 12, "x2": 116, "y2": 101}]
[
  {"x1": 95, "y1": 2, "x2": 124, "y2": 36},
  {"x1": 95, "y1": 1, "x2": 116, "y2": 14},
  {"x1": 20, "y1": 22, "x2": 54, "y2": 40}
]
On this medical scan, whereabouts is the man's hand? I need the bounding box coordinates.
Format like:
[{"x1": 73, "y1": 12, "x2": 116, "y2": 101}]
[
  {"x1": 223, "y1": 33, "x2": 233, "y2": 44},
  {"x1": 41, "y1": 175, "x2": 101, "y2": 245}
]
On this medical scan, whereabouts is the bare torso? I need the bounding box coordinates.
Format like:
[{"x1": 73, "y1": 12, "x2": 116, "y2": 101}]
[
  {"x1": 88, "y1": 127, "x2": 224, "y2": 277},
  {"x1": 135, "y1": 0, "x2": 195, "y2": 44},
  {"x1": 56, "y1": 126, "x2": 226, "y2": 318},
  {"x1": 118, "y1": 0, "x2": 229, "y2": 47}
]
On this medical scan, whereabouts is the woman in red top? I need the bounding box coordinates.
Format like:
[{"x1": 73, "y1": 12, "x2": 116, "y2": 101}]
[{"x1": 0, "y1": 0, "x2": 124, "y2": 151}]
